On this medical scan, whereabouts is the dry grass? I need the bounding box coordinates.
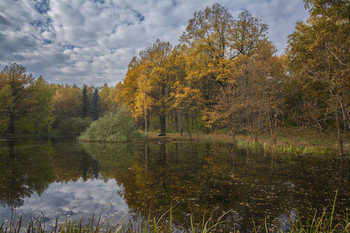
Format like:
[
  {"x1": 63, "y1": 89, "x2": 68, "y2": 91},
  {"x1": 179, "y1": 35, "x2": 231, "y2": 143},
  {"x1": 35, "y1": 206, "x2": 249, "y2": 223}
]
[{"x1": 145, "y1": 129, "x2": 349, "y2": 155}]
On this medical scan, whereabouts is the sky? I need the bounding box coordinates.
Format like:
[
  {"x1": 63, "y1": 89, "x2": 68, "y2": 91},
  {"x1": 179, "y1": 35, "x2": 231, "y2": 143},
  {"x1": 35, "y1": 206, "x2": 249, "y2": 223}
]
[{"x1": 0, "y1": 0, "x2": 309, "y2": 87}]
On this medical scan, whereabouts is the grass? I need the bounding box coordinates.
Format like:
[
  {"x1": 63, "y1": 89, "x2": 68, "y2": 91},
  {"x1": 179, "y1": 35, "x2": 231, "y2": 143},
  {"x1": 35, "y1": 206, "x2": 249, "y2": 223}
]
[
  {"x1": 2, "y1": 195, "x2": 350, "y2": 233},
  {"x1": 145, "y1": 128, "x2": 348, "y2": 156}
]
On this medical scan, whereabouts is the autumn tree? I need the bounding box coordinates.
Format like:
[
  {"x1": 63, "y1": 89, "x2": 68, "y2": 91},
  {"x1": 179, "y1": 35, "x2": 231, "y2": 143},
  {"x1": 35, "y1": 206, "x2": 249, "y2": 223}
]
[
  {"x1": 142, "y1": 39, "x2": 173, "y2": 133},
  {"x1": 0, "y1": 63, "x2": 36, "y2": 133},
  {"x1": 116, "y1": 57, "x2": 141, "y2": 115},
  {"x1": 99, "y1": 83, "x2": 118, "y2": 113},
  {"x1": 118, "y1": 40, "x2": 174, "y2": 133},
  {"x1": 287, "y1": 0, "x2": 350, "y2": 155},
  {"x1": 180, "y1": 4, "x2": 268, "y2": 132},
  {"x1": 53, "y1": 84, "x2": 83, "y2": 118}
]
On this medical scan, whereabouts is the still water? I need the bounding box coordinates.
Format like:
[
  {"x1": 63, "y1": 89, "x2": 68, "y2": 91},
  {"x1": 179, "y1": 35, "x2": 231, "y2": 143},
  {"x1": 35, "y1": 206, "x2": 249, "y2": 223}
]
[{"x1": 0, "y1": 139, "x2": 349, "y2": 231}]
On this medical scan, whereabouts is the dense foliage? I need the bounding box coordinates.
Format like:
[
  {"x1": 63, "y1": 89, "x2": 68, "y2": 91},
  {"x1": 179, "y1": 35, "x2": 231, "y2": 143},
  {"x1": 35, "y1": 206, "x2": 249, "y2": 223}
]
[
  {"x1": 78, "y1": 108, "x2": 141, "y2": 142},
  {"x1": 0, "y1": 64, "x2": 55, "y2": 134}
]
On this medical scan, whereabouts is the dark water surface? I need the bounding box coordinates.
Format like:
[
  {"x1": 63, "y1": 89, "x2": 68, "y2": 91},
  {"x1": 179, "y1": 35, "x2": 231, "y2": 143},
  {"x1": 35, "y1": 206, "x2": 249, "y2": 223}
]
[{"x1": 0, "y1": 139, "x2": 349, "y2": 231}]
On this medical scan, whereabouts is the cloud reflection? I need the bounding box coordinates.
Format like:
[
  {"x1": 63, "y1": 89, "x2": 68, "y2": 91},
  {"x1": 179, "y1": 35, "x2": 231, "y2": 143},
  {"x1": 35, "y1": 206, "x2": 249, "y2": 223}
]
[{"x1": 0, "y1": 178, "x2": 128, "y2": 225}]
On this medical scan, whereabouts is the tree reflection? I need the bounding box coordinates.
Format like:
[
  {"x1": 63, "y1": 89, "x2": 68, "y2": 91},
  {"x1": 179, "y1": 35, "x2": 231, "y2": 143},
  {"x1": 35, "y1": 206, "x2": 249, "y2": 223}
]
[
  {"x1": 0, "y1": 140, "x2": 101, "y2": 209},
  {"x1": 0, "y1": 140, "x2": 55, "y2": 208},
  {"x1": 2, "y1": 139, "x2": 348, "y2": 231},
  {"x1": 83, "y1": 141, "x2": 350, "y2": 230}
]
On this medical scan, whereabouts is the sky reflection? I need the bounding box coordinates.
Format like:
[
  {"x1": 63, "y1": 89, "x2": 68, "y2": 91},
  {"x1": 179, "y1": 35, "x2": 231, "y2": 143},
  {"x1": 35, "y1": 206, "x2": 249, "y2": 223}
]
[{"x1": 0, "y1": 178, "x2": 129, "y2": 224}]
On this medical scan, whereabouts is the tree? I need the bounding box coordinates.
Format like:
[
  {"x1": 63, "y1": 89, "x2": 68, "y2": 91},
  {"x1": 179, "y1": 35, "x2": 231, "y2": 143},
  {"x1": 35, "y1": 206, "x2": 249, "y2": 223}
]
[
  {"x1": 212, "y1": 40, "x2": 286, "y2": 143},
  {"x1": 180, "y1": 4, "x2": 268, "y2": 132},
  {"x1": 119, "y1": 40, "x2": 174, "y2": 133},
  {"x1": 287, "y1": 0, "x2": 350, "y2": 156},
  {"x1": 18, "y1": 77, "x2": 56, "y2": 133},
  {"x1": 143, "y1": 39, "x2": 173, "y2": 133},
  {"x1": 90, "y1": 88, "x2": 100, "y2": 121},
  {"x1": 169, "y1": 45, "x2": 203, "y2": 138},
  {"x1": 99, "y1": 83, "x2": 118, "y2": 113},
  {"x1": 82, "y1": 85, "x2": 89, "y2": 118},
  {"x1": 0, "y1": 83, "x2": 11, "y2": 134},
  {"x1": 53, "y1": 84, "x2": 83, "y2": 118},
  {"x1": 0, "y1": 63, "x2": 35, "y2": 133}
]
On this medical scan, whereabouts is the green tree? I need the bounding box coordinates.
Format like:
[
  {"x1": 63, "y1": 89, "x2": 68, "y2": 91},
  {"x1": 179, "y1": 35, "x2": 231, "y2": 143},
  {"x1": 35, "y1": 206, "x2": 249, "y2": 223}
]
[
  {"x1": 17, "y1": 76, "x2": 56, "y2": 133},
  {"x1": 82, "y1": 85, "x2": 89, "y2": 118},
  {"x1": 90, "y1": 88, "x2": 100, "y2": 121},
  {"x1": 0, "y1": 83, "x2": 11, "y2": 134},
  {"x1": 0, "y1": 63, "x2": 35, "y2": 133}
]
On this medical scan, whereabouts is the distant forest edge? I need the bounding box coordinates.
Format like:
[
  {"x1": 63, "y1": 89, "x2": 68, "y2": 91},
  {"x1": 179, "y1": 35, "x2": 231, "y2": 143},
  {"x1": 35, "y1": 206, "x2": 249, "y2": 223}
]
[{"x1": 0, "y1": 1, "x2": 349, "y2": 155}]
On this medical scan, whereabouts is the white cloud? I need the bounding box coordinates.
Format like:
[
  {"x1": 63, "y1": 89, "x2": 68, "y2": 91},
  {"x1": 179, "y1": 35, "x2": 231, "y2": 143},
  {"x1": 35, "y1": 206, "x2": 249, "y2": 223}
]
[{"x1": 0, "y1": 0, "x2": 308, "y2": 86}]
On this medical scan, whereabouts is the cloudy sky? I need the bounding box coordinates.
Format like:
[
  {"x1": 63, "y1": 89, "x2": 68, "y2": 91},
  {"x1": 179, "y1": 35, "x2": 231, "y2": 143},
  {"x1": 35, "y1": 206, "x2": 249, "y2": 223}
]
[{"x1": 0, "y1": 0, "x2": 309, "y2": 86}]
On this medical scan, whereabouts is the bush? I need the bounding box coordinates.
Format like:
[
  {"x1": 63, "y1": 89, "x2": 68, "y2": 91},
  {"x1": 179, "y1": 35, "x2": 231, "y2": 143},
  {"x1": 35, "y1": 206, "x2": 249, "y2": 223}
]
[{"x1": 78, "y1": 108, "x2": 141, "y2": 142}]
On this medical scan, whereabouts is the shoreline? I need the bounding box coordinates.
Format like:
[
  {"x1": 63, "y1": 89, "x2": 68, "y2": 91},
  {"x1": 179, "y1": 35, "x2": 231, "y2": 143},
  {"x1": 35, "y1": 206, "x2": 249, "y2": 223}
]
[{"x1": 145, "y1": 130, "x2": 349, "y2": 156}]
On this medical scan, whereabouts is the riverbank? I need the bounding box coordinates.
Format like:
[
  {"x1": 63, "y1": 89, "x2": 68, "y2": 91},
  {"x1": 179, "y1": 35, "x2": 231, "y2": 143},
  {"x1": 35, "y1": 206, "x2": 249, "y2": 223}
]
[
  {"x1": 146, "y1": 129, "x2": 349, "y2": 156},
  {"x1": 1, "y1": 197, "x2": 348, "y2": 233},
  {"x1": 1, "y1": 128, "x2": 348, "y2": 156}
]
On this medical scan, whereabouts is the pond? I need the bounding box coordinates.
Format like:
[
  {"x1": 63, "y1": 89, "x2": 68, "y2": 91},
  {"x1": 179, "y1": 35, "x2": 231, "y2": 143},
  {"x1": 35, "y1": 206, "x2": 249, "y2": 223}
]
[{"x1": 0, "y1": 139, "x2": 349, "y2": 232}]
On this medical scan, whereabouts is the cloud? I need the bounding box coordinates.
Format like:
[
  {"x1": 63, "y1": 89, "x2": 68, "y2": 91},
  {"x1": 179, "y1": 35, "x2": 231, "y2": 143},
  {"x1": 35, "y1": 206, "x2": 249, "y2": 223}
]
[{"x1": 0, "y1": 0, "x2": 308, "y2": 86}]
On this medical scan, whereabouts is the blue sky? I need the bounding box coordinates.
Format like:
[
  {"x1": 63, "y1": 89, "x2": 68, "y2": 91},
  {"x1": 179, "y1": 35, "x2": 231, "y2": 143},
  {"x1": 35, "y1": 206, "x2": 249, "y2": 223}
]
[{"x1": 0, "y1": 0, "x2": 308, "y2": 86}]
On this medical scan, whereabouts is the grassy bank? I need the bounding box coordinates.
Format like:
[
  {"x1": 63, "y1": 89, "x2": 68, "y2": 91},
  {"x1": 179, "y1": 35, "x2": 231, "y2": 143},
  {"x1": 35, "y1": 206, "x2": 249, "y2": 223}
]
[
  {"x1": 145, "y1": 129, "x2": 349, "y2": 156},
  {"x1": 1, "y1": 203, "x2": 349, "y2": 232}
]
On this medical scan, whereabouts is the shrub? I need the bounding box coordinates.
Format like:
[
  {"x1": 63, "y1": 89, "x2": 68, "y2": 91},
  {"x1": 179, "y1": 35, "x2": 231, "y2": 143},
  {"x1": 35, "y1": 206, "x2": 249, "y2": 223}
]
[{"x1": 78, "y1": 108, "x2": 141, "y2": 142}]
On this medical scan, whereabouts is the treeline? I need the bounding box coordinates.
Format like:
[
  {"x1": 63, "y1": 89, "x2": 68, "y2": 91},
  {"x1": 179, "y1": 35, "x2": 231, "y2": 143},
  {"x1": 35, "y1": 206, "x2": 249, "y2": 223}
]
[
  {"x1": 115, "y1": 1, "x2": 349, "y2": 155},
  {"x1": 0, "y1": 1, "x2": 349, "y2": 154},
  {"x1": 0, "y1": 64, "x2": 117, "y2": 135}
]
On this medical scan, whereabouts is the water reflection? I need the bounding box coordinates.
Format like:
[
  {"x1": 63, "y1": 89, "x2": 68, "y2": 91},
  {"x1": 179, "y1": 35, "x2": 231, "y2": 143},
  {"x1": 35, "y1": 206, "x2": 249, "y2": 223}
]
[
  {"x1": 0, "y1": 139, "x2": 349, "y2": 231},
  {"x1": 0, "y1": 141, "x2": 55, "y2": 208}
]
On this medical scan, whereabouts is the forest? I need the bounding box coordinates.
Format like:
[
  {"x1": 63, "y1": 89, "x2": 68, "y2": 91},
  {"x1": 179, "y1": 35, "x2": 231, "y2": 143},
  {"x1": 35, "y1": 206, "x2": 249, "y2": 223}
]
[{"x1": 0, "y1": 0, "x2": 349, "y2": 155}]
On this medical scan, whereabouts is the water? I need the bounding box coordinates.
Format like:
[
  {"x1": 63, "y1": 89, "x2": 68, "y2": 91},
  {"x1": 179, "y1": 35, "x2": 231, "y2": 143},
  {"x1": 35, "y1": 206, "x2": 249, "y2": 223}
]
[{"x1": 0, "y1": 139, "x2": 349, "y2": 231}]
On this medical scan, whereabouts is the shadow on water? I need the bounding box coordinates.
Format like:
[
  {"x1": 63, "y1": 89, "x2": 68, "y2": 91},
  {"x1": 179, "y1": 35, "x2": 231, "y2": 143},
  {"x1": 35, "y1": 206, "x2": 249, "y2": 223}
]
[{"x1": 0, "y1": 139, "x2": 349, "y2": 231}]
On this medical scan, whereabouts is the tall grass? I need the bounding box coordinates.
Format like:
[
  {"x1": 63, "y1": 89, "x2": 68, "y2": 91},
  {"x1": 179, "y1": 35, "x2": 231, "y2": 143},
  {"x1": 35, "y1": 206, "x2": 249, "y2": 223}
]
[
  {"x1": 233, "y1": 139, "x2": 336, "y2": 156},
  {"x1": 1, "y1": 195, "x2": 349, "y2": 232},
  {"x1": 288, "y1": 190, "x2": 350, "y2": 232},
  {"x1": 78, "y1": 108, "x2": 141, "y2": 142}
]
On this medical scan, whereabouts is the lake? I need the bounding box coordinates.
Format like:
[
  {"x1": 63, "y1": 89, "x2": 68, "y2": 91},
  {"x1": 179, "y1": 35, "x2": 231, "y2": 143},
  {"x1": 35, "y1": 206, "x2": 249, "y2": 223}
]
[{"x1": 0, "y1": 139, "x2": 349, "y2": 232}]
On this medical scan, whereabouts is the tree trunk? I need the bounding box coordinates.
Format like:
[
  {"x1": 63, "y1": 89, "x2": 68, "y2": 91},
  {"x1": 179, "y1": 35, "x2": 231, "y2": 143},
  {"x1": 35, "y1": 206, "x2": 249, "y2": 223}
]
[
  {"x1": 160, "y1": 114, "x2": 166, "y2": 133},
  {"x1": 8, "y1": 115, "x2": 15, "y2": 134},
  {"x1": 144, "y1": 113, "x2": 148, "y2": 136},
  {"x1": 185, "y1": 112, "x2": 192, "y2": 140},
  {"x1": 175, "y1": 112, "x2": 179, "y2": 133},
  {"x1": 336, "y1": 111, "x2": 344, "y2": 157},
  {"x1": 268, "y1": 112, "x2": 277, "y2": 146}
]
